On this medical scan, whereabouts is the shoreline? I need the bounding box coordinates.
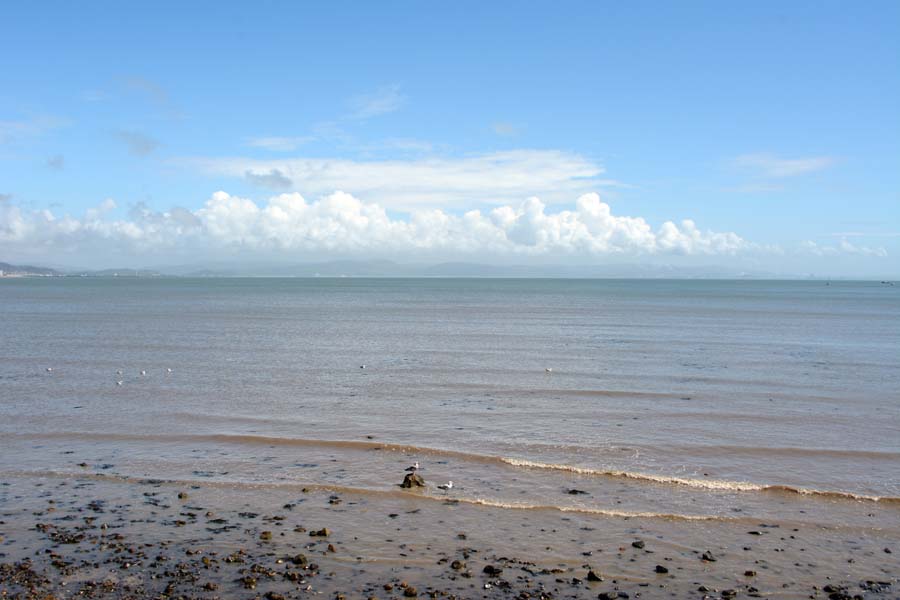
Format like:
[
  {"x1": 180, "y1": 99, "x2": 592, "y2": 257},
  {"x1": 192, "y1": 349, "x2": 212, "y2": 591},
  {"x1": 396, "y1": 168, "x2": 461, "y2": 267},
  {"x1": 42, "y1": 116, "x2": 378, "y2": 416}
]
[{"x1": 2, "y1": 475, "x2": 896, "y2": 599}]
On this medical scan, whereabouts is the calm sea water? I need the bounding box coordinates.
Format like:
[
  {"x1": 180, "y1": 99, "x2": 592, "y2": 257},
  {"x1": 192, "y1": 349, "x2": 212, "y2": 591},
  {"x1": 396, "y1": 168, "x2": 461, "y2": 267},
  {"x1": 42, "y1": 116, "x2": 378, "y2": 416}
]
[{"x1": 2, "y1": 278, "x2": 899, "y2": 529}]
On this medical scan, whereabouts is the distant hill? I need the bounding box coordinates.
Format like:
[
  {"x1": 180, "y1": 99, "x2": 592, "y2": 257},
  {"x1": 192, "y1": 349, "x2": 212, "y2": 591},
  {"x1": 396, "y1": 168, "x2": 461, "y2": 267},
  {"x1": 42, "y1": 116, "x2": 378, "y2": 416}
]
[
  {"x1": 1, "y1": 258, "x2": 844, "y2": 280},
  {"x1": 0, "y1": 261, "x2": 60, "y2": 276},
  {"x1": 0, "y1": 262, "x2": 162, "y2": 277},
  {"x1": 69, "y1": 268, "x2": 163, "y2": 277},
  {"x1": 165, "y1": 259, "x2": 783, "y2": 279}
]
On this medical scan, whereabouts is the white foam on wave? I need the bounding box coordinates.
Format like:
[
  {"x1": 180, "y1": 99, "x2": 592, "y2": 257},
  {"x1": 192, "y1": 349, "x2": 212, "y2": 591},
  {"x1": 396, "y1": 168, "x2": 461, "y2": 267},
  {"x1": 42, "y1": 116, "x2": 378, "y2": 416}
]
[
  {"x1": 500, "y1": 458, "x2": 765, "y2": 491},
  {"x1": 500, "y1": 458, "x2": 899, "y2": 503}
]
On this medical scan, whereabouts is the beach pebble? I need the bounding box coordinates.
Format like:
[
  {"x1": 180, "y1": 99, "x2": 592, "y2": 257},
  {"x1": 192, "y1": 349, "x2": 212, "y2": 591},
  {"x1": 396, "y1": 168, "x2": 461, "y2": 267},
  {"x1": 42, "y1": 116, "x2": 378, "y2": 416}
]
[{"x1": 400, "y1": 473, "x2": 425, "y2": 488}]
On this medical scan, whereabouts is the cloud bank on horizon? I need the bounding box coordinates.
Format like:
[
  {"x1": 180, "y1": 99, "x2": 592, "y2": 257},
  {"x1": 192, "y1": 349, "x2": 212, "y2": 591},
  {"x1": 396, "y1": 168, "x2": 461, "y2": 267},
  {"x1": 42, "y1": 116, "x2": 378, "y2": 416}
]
[
  {"x1": 0, "y1": 189, "x2": 886, "y2": 269},
  {"x1": 1, "y1": 3, "x2": 897, "y2": 274}
]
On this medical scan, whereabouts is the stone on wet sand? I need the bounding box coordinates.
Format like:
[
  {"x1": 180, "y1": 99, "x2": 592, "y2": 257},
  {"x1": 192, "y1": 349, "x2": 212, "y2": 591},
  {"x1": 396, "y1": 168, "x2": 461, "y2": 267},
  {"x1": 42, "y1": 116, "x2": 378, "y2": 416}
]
[{"x1": 400, "y1": 473, "x2": 426, "y2": 488}]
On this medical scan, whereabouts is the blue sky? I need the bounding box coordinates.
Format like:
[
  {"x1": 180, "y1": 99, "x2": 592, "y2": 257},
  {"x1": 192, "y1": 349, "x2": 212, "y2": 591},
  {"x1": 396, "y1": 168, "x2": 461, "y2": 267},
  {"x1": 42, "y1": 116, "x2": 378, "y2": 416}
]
[{"x1": 1, "y1": 1, "x2": 898, "y2": 275}]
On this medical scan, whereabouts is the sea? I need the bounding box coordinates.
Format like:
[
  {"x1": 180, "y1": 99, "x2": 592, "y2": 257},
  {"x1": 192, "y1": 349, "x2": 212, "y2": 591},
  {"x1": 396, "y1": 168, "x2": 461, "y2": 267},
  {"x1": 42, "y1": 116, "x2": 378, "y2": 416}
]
[{"x1": 2, "y1": 277, "x2": 899, "y2": 564}]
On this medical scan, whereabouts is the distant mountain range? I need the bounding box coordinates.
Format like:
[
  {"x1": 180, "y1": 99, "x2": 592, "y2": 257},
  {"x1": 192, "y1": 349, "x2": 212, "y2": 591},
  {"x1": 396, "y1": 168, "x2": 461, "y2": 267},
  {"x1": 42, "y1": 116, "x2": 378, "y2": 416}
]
[
  {"x1": 0, "y1": 258, "x2": 820, "y2": 279},
  {"x1": 4, "y1": 258, "x2": 896, "y2": 280}
]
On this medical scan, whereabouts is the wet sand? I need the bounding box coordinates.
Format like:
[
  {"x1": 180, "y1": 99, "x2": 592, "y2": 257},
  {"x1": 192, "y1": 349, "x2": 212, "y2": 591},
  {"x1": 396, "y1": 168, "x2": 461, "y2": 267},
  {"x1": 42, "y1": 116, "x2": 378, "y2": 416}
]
[{"x1": 2, "y1": 473, "x2": 896, "y2": 600}]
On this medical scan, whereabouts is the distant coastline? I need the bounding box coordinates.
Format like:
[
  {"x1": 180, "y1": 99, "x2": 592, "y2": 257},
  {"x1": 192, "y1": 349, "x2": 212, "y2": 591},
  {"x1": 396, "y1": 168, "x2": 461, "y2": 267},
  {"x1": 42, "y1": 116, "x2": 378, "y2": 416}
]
[{"x1": 2, "y1": 259, "x2": 898, "y2": 281}]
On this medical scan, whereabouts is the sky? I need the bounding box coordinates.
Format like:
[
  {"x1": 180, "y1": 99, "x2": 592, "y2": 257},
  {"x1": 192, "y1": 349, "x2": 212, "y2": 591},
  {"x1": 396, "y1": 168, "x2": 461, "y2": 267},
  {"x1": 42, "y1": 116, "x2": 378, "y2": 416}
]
[{"x1": 1, "y1": 1, "x2": 898, "y2": 276}]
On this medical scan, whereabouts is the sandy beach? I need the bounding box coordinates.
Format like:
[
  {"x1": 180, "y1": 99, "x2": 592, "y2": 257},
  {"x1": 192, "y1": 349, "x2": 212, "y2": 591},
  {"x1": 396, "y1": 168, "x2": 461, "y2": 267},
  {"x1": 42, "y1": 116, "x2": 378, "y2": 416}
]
[{"x1": 2, "y1": 469, "x2": 897, "y2": 600}]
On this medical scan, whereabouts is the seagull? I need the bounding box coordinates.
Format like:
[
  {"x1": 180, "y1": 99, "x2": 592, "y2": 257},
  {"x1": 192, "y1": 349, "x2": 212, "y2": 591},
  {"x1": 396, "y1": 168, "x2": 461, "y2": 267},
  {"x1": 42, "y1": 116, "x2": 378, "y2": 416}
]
[
  {"x1": 437, "y1": 481, "x2": 453, "y2": 490},
  {"x1": 405, "y1": 462, "x2": 419, "y2": 472},
  {"x1": 116, "y1": 369, "x2": 123, "y2": 375},
  {"x1": 166, "y1": 368, "x2": 173, "y2": 373},
  {"x1": 140, "y1": 370, "x2": 147, "y2": 376},
  {"x1": 116, "y1": 381, "x2": 123, "y2": 386},
  {"x1": 545, "y1": 368, "x2": 553, "y2": 373},
  {"x1": 45, "y1": 367, "x2": 53, "y2": 372},
  {"x1": 360, "y1": 365, "x2": 366, "y2": 369}
]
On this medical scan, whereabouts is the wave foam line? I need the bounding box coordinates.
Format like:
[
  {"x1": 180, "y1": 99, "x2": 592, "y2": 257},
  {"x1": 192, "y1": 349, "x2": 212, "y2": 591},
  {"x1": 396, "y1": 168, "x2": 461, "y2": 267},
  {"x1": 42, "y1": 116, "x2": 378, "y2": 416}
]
[
  {"x1": 455, "y1": 497, "x2": 727, "y2": 521},
  {"x1": 0, "y1": 469, "x2": 737, "y2": 523},
  {"x1": 500, "y1": 459, "x2": 900, "y2": 504},
  {"x1": 11, "y1": 432, "x2": 899, "y2": 504}
]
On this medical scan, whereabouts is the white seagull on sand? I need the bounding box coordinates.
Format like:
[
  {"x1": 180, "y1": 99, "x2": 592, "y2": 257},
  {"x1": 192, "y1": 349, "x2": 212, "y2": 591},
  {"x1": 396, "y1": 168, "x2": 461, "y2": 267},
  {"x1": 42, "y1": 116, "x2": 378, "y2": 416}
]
[
  {"x1": 405, "y1": 462, "x2": 419, "y2": 472},
  {"x1": 437, "y1": 481, "x2": 453, "y2": 490}
]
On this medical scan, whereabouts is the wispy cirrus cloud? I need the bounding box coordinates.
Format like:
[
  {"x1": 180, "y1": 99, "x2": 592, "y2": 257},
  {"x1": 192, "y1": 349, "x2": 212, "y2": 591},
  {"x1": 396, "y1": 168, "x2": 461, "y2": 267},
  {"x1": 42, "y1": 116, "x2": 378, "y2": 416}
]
[
  {"x1": 123, "y1": 76, "x2": 170, "y2": 106},
  {"x1": 46, "y1": 155, "x2": 65, "y2": 170},
  {"x1": 346, "y1": 84, "x2": 406, "y2": 119},
  {"x1": 492, "y1": 122, "x2": 521, "y2": 137},
  {"x1": 0, "y1": 115, "x2": 69, "y2": 144},
  {"x1": 114, "y1": 130, "x2": 160, "y2": 157},
  {"x1": 800, "y1": 239, "x2": 887, "y2": 257},
  {"x1": 827, "y1": 231, "x2": 900, "y2": 239},
  {"x1": 247, "y1": 136, "x2": 316, "y2": 152},
  {"x1": 732, "y1": 153, "x2": 836, "y2": 178},
  {"x1": 183, "y1": 149, "x2": 620, "y2": 210},
  {"x1": 245, "y1": 85, "x2": 411, "y2": 156}
]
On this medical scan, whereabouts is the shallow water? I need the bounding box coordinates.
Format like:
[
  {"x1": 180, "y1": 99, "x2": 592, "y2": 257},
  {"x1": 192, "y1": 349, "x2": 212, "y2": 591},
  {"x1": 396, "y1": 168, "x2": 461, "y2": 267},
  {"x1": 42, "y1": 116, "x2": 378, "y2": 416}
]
[{"x1": 1, "y1": 277, "x2": 899, "y2": 533}]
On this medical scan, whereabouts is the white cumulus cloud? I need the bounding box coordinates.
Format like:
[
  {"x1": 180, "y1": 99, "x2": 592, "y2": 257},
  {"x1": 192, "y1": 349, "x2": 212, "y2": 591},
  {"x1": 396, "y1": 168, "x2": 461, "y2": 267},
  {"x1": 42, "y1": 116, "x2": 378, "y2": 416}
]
[{"x1": 1, "y1": 191, "x2": 752, "y2": 264}]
